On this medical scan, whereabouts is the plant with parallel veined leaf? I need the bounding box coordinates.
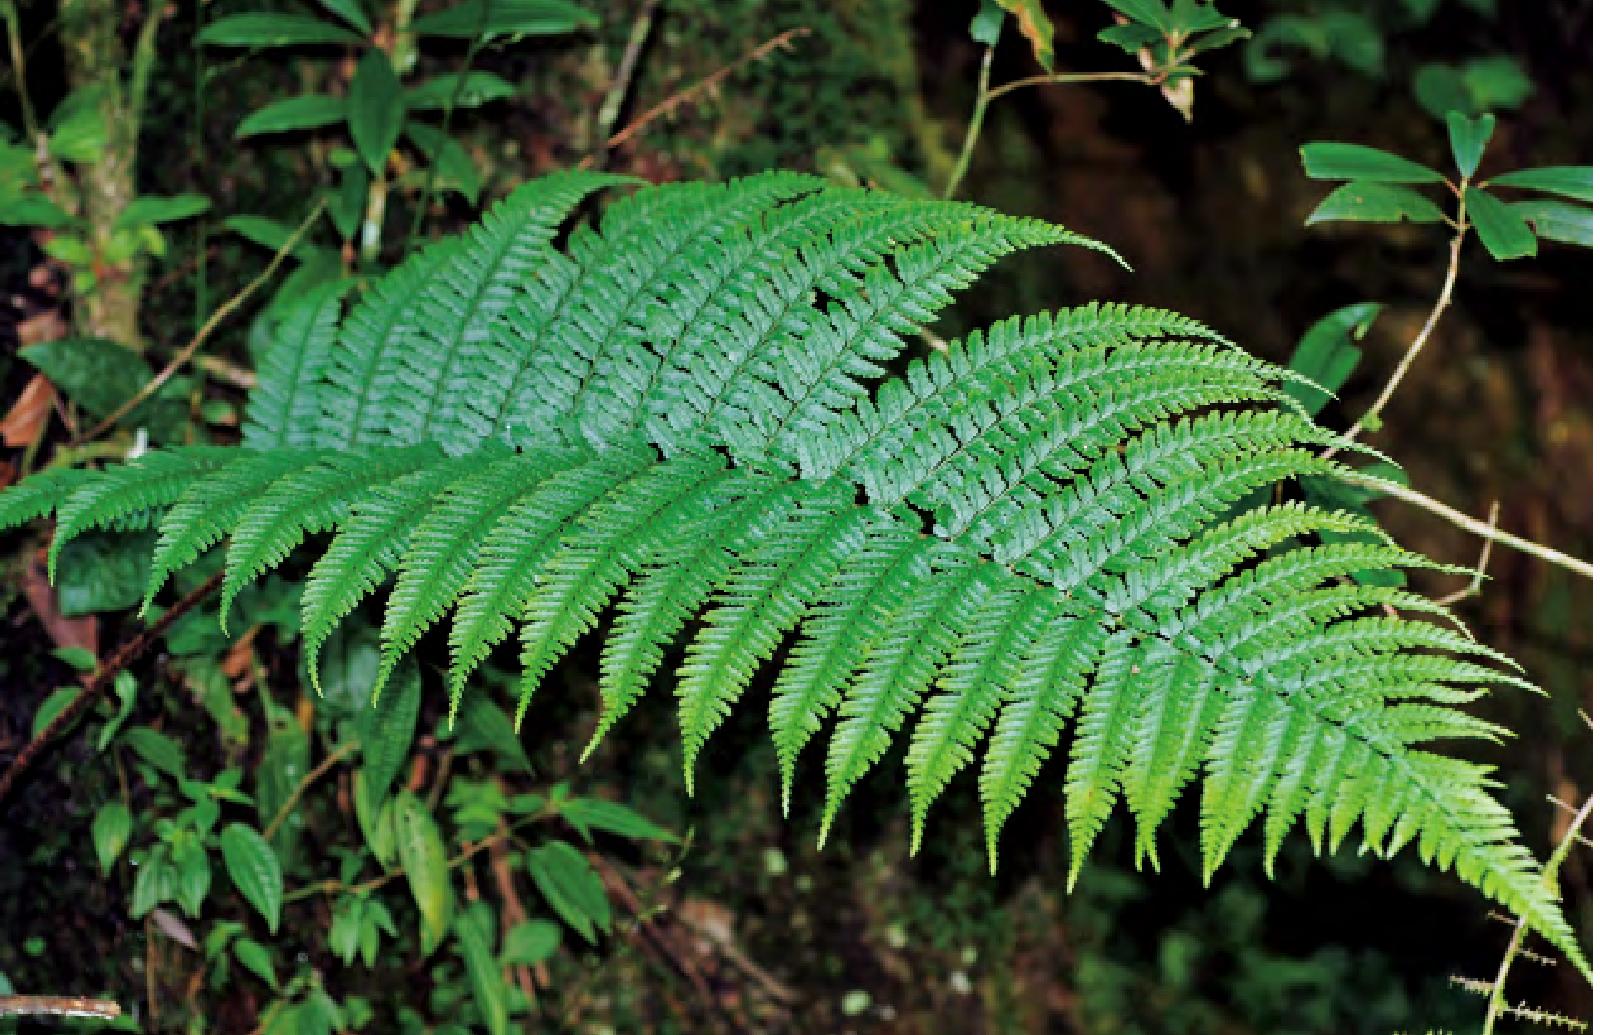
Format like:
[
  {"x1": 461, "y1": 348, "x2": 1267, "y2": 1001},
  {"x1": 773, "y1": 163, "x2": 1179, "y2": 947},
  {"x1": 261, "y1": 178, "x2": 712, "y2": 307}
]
[
  {"x1": 1302, "y1": 112, "x2": 1592, "y2": 256},
  {"x1": 1, "y1": 169, "x2": 1587, "y2": 975}
]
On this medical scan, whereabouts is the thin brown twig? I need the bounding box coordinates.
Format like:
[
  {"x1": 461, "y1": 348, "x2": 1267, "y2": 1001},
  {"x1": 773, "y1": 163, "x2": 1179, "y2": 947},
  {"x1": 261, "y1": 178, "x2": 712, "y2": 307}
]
[
  {"x1": 0, "y1": 571, "x2": 224, "y2": 806},
  {"x1": 79, "y1": 199, "x2": 326, "y2": 443},
  {"x1": 1338, "y1": 472, "x2": 1592, "y2": 579},
  {"x1": 1437, "y1": 500, "x2": 1501, "y2": 605},
  {"x1": 0, "y1": 996, "x2": 122, "y2": 1019},
  {"x1": 581, "y1": 27, "x2": 812, "y2": 166},
  {"x1": 263, "y1": 740, "x2": 358, "y2": 841},
  {"x1": 592, "y1": 0, "x2": 661, "y2": 164},
  {"x1": 1323, "y1": 185, "x2": 1468, "y2": 456}
]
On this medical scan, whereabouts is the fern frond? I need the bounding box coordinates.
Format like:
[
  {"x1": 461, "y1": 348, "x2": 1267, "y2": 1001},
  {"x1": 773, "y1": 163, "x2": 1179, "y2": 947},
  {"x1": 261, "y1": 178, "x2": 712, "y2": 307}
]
[{"x1": 7, "y1": 172, "x2": 1585, "y2": 976}]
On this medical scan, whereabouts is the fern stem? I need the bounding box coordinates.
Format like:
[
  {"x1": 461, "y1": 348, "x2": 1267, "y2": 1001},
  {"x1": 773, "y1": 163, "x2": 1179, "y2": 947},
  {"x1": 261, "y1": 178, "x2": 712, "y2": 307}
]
[
  {"x1": 1338, "y1": 471, "x2": 1593, "y2": 579},
  {"x1": 262, "y1": 740, "x2": 359, "y2": 841},
  {"x1": 1328, "y1": 185, "x2": 1468, "y2": 451},
  {"x1": 944, "y1": 53, "x2": 1159, "y2": 199},
  {"x1": 943, "y1": 42, "x2": 994, "y2": 200},
  {"x1": 1481, "y1": 793, "x2": 1593, "y2": 1035},
  {"x1": 78, "y1": 198, "x2": 327, "y2": 443},
  {"x1": 0, "y1": 571, "x2": 223, "y2": 807}
]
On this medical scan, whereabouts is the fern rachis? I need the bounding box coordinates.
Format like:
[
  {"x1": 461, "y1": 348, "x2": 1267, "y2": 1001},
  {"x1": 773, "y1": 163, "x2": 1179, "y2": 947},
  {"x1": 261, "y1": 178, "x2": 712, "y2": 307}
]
[{"x1": 4, "y1": 171, "x2": 1585, "y2": 975}]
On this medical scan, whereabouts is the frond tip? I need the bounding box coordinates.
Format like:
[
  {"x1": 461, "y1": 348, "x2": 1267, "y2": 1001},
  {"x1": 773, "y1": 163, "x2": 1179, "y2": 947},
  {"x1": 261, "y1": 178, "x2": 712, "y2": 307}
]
[{"x1": 3, "y1": 171, "x2": 1584, "y2": 978}]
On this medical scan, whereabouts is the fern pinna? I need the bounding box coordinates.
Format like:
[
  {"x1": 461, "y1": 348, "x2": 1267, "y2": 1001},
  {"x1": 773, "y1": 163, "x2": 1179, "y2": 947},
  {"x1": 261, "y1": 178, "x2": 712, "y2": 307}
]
[{"x1": 3, "y1": 171, "x2": 1584, "y2": 972}]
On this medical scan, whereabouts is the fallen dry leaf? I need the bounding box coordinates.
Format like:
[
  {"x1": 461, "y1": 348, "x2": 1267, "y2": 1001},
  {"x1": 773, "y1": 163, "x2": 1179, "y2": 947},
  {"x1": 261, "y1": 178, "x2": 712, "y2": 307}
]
[
  {"x1": 23, "y1": 546, "x2": 98, "y2": 655},
  {"x1": 1, "y1": 374, "x2": 56, "y2": 448}
]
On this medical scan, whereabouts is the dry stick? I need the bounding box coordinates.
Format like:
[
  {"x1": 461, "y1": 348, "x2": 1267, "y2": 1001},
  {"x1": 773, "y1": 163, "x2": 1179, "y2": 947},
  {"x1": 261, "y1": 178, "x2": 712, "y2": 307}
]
[
  {"x1": 1338, "y1": 472, "x2": 1593, "y2": 579},
  {"x1": 1480, "y1": 794, "x2": 1593, "y2": 1035},
  {"x1": 79, "y1": 199, "x2": 327, "y2": 443},
  {"x1": 580, "y1": 26, "x2": 812, "y2": 167},
  {"x1": 1437, "y1": 500, "x2": 1500, "y2": 605},
  {"x1": 944, "y1": 62, "x2": 1158, "y2": 199},
  {"x1": 592, "y1": 0, "x2": 661, "y2": 164},
  {"x1": 1324, "y1": 194, "x2": 1469, "y2": 456},
  {"x1": 0, "y1": 996, "x2": 122, "y2": 1019},
  {"x1": 0, "y1": 571, "x2": 223, "y2": 806},
  {"x1": 262, "y1": 740, "x2": 359, "y2": 841}
]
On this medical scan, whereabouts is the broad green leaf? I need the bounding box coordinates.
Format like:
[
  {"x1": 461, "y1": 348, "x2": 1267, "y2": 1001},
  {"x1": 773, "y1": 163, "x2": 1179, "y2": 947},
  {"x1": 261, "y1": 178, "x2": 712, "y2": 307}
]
[
  {"x1": 1101, "y1": 0, "x2": 1171, "y2": 31},
  {"x1": 30, "y1": 687, "x2": 81, "y2": 739},
  {"x1": 122, "y1": 726, "x2": 187, "y2": 779},
  {"x1": 1097, "y1": 22, "x2": 1162, "y2": 55},
  {"x1": 0, "y1": 194, "x2": 74, "y2": 228},
  {"x1": 1300, "y1": 142, "x2": 1444, "y2": 184},
  {"x1": 405, "y1": 72, "x2": 519, "y2": 110},
  {"x1": 172, "y1": 839, "x2": 212, "y2": 916},
  {"x1": 47, "y1": 87, "x2": 108, "y2": 163},
  {"x1": 318, "y1": 0, "x2": 374, "y2": 34},
  {"x1": 1444, "y1": 111, "x2": 1493, "y2": 179},
  {"x1": 1413, "y1": 56, "x2": 1532, "y2": 120},
  {"x1": 452, "y1": 695, "x2": 532, "y2": 773},
  {"x1": 233, "y1": 937, "x2": 279, "y2": 989},
  {"x1": 58, "y1": 530, "x2": 157, "y2": 616},
  {"x1": 348, "y1": 50, "x2": 405, "y2": 174},
  {"x1": 968, "y1": 0, "x2": 1004, "y2": 46},
  {"x1": 392, "y1": 790, "x2": 454, "y2": 954},
  {"x1": 92, "y1": 801, "x2": 132, "y2": 872},
  {"x1": 20, "y1": 337, "x2": 189, "y2": 439},
  {"x1": 115, "y1": 194, "x2": 210, "y2": 230},
  {"x1": 1306, "y1": 181, "x2": 1446, "y2": 225},
  {"x1": 1510, "y1": 198, "x2": 1592, "y2": 248},
  {"x1": 130, "y1": 846, "x2": 176, "y2": 917},
  {"x1": 1465, "y1": 186, "x2": 1537, "y2": 260},
  {"x1": 559, "y1": 797, "x2": 677, "y2": 843},
  {"x1": 359, "y1": 660, "x2": 421, "y2": 800},
  {"x1": 237, "y1": 95, "x2": 348, "y2": 139},
  {"x1": 405, "y1": 122, "x2": 483, "y2": 203},
  {"x1": 220, "y1": 823, "x2": 284, "y2": 933},
  {"x1": 997, "y1": 0, "x2": 1054, "y2": 69},
  {"x1": 353, "y1": 771, "x2": 398, "y2": 867},
  {"x1": 256, "y1": 703, "x2": 308, "y2": 863},
  {"x1": 411, "y1": 0, "x2": 595, "y2": 40},
  {"x1": 224, "y1": 214, "x2": 321, "y2": 257},
  {"x1": 1487, "y1": 166, "x2": 1593, "y2": 203},
  {"x1": 1283, "y1": 302, "x2": 1382, "y2": 416},
  {"x1": 526, "y1": 840, "x2": 609, "y2": 944},
  {"x1": 197, "y1": 13, "x2": 362, "y2": 47},
  {"x1": 454, "y1": 912, "x2": 509, "y2": 1035},
  {"x1": 501, "y1": 919, "x2": 561, "y2": 965}
]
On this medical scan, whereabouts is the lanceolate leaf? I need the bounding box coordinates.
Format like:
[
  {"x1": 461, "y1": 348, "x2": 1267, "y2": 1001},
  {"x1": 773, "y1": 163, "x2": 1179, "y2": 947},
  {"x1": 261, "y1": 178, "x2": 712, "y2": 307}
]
[
  {"x1": 1510, "y1": 198, "x2": 1593, "y2": 248},
  {"x1": 392, "y1": 791, "x2": 453, "y2": 955},
  {"x1": 1306, "y1": 181, "x2": 1447, "y2": 225},
  {"x1": 197, "y1": 13, "x2": 363, "y2": 48},
  {"x1": 349, "y1": 50, "x2": 405, "y2": 174},
  {"x1": 236, "y1": 95, "x2": 348, "y2": 139},
  {"x1": 1300, "y1": 142, "x2": 1445, "y2": 184},
  {"x1": 1486, "y1": 165, "x2": 1593, "y2": 203},
  {"x1": 3, "y1": 173, "x2": 1584, "y2": 977},
  {"x1": 219, "y1": 823, "x2": 284, "y2": 933},
  {"x1": 1465, "y1": 186, "x2": 1538, "y2": 260}
]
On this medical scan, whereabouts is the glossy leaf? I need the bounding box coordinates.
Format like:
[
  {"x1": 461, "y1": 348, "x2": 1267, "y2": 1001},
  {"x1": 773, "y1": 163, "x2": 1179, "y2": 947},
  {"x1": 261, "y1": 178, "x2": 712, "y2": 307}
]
[
  {"x1": 237, "y1": 95, "x2": 348, "y2": 139},
  {"x1": 220, "y1": 823, "x2": 284, "y2": 933},
  {"x1": 1487, "y1": 166, "x2": 1593, "y2": 203},
  {"x1": 1444, "y1": 111, "x2": 1494, "y2": 178},
  {"x1": 527, "y1": 840, "x2": 609, "y2": 944},
  {"x1": 392, "y1": 791, "x2": 454, "y2": 954},
  {"x1": 1306, "y1": 181, "x2": 1446, "y2": 224},
  {"x1": 92, "y1": 801, "x2": 132, "y2": 873},
  {"x1": 405, "y1": 72, "x2": 519, "y2": 110},
  {"x1": 1282, "y1": 302, "x2": 1382, "y2": 416},
  {"x1": 1510, "y1": 198, "x2": 1593, "y2": 248},
  {"x1": 1300, "y1": 142, "x2": 1444, "y2": 184},
  {"x1": 197, "y1": 13, "x2": 363, "y2": 48},
  {"x1": 1465, "y1": 186, "x2": 1537, "y2": 260},
  {"x1": 348, "y1": 50, "x2": 405, "y2": 174},
  {"x1": 411, "y1": 0, "x2": 594, "y2": 40}
]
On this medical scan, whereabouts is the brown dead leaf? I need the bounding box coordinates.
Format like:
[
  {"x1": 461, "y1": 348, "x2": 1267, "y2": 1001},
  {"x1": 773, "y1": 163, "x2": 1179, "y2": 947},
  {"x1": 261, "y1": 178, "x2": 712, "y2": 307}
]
[
  {"x1": 1, "y1": 374, "x2": 56, "y2": 447},
  {"x1": 23, "y1": 546, "x2": 98, "y2": 655}
]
